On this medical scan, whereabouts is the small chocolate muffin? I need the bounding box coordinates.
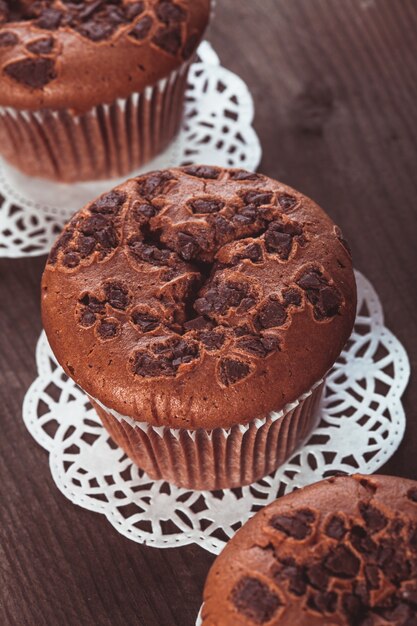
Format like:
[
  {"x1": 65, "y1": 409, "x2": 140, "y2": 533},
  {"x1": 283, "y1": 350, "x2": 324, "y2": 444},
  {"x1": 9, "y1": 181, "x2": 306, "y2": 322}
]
[
  {"x1": 0, "y1": 1, "x2": 210, "y2": 181},
  {"x1": 41, "y1": 166, "x2": 356, "y2": 489},
  {"x1": 202, "y1": 474, "x2": 417, "y2": 626}
]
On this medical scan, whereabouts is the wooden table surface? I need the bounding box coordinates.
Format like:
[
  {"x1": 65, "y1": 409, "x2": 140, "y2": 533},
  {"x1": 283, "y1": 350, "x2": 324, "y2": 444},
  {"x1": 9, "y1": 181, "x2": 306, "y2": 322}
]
[{"x1": 1, "y1": 1, "x2": 416, "y2": 624}]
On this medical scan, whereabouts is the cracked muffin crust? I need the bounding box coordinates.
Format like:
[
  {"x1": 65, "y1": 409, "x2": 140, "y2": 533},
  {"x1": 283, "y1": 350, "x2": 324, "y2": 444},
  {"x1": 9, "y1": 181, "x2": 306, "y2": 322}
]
[
  {"x1": 0, "y1": 0, "x2": 210, "y2": 111},
  {"x1": 202, "y1": 474, "x2": 417, "y2": 626},
  {"x1": 41, "y1": 166, "x2": 356, "y2": 430}
]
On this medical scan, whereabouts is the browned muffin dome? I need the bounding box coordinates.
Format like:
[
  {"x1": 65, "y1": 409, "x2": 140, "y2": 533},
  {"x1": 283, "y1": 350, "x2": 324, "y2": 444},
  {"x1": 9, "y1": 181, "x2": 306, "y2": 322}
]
[
  {"x1": 0, "y1": 0, "x2": 210, "y2": 112},
  {"x1": 41, "y1": 166, "x2": 356, "y2": 430},
  {"x1": 202, "y1": 474, "x2": 417, "y2": 626}
]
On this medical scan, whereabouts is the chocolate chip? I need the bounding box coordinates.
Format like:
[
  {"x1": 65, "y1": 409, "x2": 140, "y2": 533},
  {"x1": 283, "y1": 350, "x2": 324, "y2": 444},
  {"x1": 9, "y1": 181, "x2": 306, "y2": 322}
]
[
  {"x1": 200, "y1": 330, "x2": 225, "y2": 351},
  {"x1": 189, "y1": 198, "x2": 225, "y2": 214},
  {"x1": 234, "y1": 325, "x2": 251, "y2": 337},
  {"x1": 80, "y1": 215, "x2": 117, "y2": 250},
  {"x1": 79, "y1": 310, "x2": 96, "y2": 327},
  {"x1": 49, "y1": 233, "x2": 67, "y2": 264},
  {"x1": 282, "y1": 288, "x2": 302, "y2": 308},
  {"x1": 124, "y1": 1, "x2": 145, "y2": 20},
  {"x1": 137, "y1": 172, "x2": 174, "y2": 199},
  {"x1": 133, "y1": 352, "x2": 175, "y2": 377},
  {"x1": 4, "y1": 58, "x2": 57, "y2": 88},
  {"x1": 342, "y1": 592, "x2": 366, "y2": 622},
  {"x1": 270, "y1": 509, "x2": 315, "y2": 540},
  {"x1": 324, "y1": 515, "x2": 347, "y2": 539},
  {"x1": 264, "y1": 220, "x2": 303, "y2": 259},
  {"x1": 349, "y1": 525, "x2": 377, "y2": 555},
  {"x1": 78, "y1": 235, "x2": 96, "y2": 257},
  {"x1": 157, "y1": 1, "x2": 186, "y2": 23},
  {"x1": 364, "y1": 564, "x2": 380, "y2": 590},
  {"x1": 234, "y1": 243, "x2": 263, "y2": 263},
  {"x1": 77, "y1": 20, "x2": 115, "y2": 41},
  {"x1": 131, "y1": 311, "x2": 160, "y2": 332},
  {"x1": 275, "y1": 559, "x2": 307, "y2": 596},
  {"x1": 306, "y1": 562, "x2": 329, "y2": 591},
  {"x1": 233, "y1": 205, "x2": 258, "y2": 226},
  {"x1": 214, "y1": 215, "x2": 235, "y2": 240},
  {"x1": 257, "y1": 299, "x2": 287, "y2": 329},
  {"x1": 152, "y1": 25, "x2": 181, "y2": 54},
  {"x1": 297, "y1": 269, "x2": 342, "y2": 320},
  {"x1": 184, "y1": 166, "x2": 220, "y2": 179},
  {"x1": 195, "y1": 282, "x2": 248, "y2": 317},
  {"x1": 230, "y1": 577, "x2": 281, "y2": 624},
  {"x1": 170, "y1": 339, "x2": 199, "y2": 366},
  {"x1": 0, "y1": 31, "x2": 18, "y2": 47},
  {"x1": 265, "y1": 228, "x2": 292, "y2": 259},
  {"x1": 239, "y1": 297, "x2": 256, "y2": 312},
  {"x1": 103, "y1": 5, "x2": 127, "y2": 25},
  {"x1": 297, "y1": 269, "x2": 326, "y2": 291},
  {"x1": 26, "y1": 37, "x2": 54, "y2": 54},
  {"x1": 278, "y1": 193, "x2": 297, "y2": 211},
  {"x1": 378, "y1": 541, "x2": 411, "y2": 584},
  {"x1": 76, "y1": 0, "x2": 106, "y2": 22},
  {"x1": 407, "y1": 488, "x2": 417, "y2": 503},
  {"x1": 95, "y1": 224, "x2": 118, "y2": 249},
  {"x1": 307, "y1": 591, "x2": 337, "y2": 614},
  {"x1": 105, "y1": 283, "x2": 129, "y2": 310},
  {"x1": 132, "y1": 202, "x2": 157, "y2": 221},
  {"x1": 314, "y1": 285, "x2": 342, "y2": 320},
  {"x1": 90, "y1": 190, "x2": 125, "y2": 215},
  {"x1": 324, "y1": 545, "x2": 360, "y2": 578},
  {"x1": 129, "y1": 239, "x2": 171, "y2": 266},
  {"x1": 237, "y1": 336, "x2": 267, "y2": 357},
  {"x1": 177, "y1": 232, "x2": 200, "y2": 261},
  {"x1": 97, "y1": 319, "x2": 118, "y2": 339},
  {"x1": 129, "y1": 15, "x2": 153, "y2": 40},
  {"x1": 63, "y1": 251, "x2": 80, "y2": 268},
  {"x1": 133, "y1": 338, "x2": 199, "y2": 377},
  {"x1": 80, "y1": 294, "x2": 105, "y2": 314},
  {"x1": 390, "y1": 518, "x2": 405, "y2": 534},
  {"x1": 219, "y1": 358, "x2": 250, "y2": 386},
  {"x1": 359, "y1": 502, "x2": 387, "y2": 533},
  {"x1": 183, "y1": 316, "x2": 213, "y2": 331},
  {"x1": 260, "y1": 334, "x2": 280, "y2": 352},
  {"x1": 230, "y1": 170, "x2": 260, "y2": 181},
  {"x1": 82, "y1": 214, "x2": 108, "y2": 234},
  {"x1": 243, "y1": 191, "x2": 273, "y2": 206},
  {"x1": 35, "y1": 8, "x2": 63, "y2": 30}
]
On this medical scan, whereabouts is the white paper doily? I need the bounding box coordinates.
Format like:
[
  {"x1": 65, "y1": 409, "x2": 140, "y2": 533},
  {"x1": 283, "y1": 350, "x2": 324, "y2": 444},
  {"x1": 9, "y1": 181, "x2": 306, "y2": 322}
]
[
  {"x1": 23, "y1": 271, "x2": 410, "y2": 555},
  {"x1": 0, "y1": 41, "x2": 261, "y2": 258}
]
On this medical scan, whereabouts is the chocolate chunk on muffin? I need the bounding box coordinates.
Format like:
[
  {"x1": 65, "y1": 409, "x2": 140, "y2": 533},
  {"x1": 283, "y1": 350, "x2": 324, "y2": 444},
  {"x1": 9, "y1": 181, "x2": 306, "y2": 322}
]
[
  {"x1": 42, "y1": 166, "x2": 356, "y2": 489},
  {"x1": 202, "y1": 474, "x2": 417, "y2": 625},
  {"x1": 0, "y1": 1, "x2": 210, "y2": 181}
]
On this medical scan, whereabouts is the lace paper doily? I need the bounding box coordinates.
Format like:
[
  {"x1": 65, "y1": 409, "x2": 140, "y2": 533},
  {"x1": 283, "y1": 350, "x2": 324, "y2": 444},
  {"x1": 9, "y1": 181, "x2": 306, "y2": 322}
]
[
  {"x1": 0, "y1": 41, "x2": 261, "y2": 258},
  {"x1": 23, "y1": 271, "x2": 410, "y2": 554}
]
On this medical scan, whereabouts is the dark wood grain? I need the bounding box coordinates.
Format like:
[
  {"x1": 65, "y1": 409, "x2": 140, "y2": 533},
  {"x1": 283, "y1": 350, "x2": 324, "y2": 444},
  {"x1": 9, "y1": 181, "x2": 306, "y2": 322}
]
[{"x1": 1, "y1": 1, "x2": 416, "y2": 624}]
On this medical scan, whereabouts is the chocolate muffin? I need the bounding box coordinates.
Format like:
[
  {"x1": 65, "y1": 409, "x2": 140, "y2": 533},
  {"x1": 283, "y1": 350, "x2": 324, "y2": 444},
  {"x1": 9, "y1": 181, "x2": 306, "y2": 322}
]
[
  {"x1": 0, "y1": 1, "x2": 210, "y2": 181},
  {"x1": 202, "y1": 474, "x2": 417, "y2": 626},
  {"x1": 41, "y1": 166, "x2": 356, "y2": 489}
]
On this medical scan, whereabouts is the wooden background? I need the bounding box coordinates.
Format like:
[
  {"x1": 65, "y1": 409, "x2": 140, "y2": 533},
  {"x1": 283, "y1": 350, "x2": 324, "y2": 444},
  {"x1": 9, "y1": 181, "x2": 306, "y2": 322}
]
[{"x1": 1, "y1": 1, "x2": 416, "y2": 624}]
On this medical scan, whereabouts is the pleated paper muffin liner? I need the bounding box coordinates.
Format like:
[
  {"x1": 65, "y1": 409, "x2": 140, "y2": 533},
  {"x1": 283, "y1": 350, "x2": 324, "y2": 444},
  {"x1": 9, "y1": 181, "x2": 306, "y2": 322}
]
[
  {"x1": 0, "y1": 62, "x2": 190, "y2": 183},
  {"x1": 89, "y1": 380, "x2": 324, "y2": 491}
]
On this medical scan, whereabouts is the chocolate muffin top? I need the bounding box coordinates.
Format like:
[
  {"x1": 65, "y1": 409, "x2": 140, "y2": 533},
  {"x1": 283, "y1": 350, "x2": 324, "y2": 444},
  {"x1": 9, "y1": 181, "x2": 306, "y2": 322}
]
[
  {"x1": 41, "y1": 166, "x2": 356, "y2": 430},
  {"x1": 0, "y1": 0, "x2": 210, "y2": 112},
  {"x1": 202, "y1": 474, "x2": 417, "y2": 626}
]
